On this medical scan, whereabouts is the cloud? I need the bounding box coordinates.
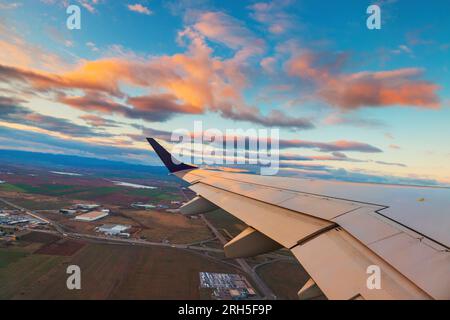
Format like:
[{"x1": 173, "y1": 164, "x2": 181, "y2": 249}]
[
  {"x1": 278, "y1": 166, "x2": 442, "y2": 187},
  {"x1": 248, "y1": 1, "x2": 295, "y2": 35},
  {"x1": 131, "y1": 127, "x2": 380, "y2": 154},
  {"x1": 3, "y1": 124, "x2": 408, "y2": 185},
  {"x1": 0, "y1": 126, "x2": 160, "y2": 165},
  {"x1": 323, "y1": 114, "x2": 386, "y2": 128},
  {"x1": 0, "y1": 25, "x2": 68, "y2": 72},
  {"x1": 219, "y1": 108, "x2": 314, "y2": 129},
  {"x1": 260, "y1": 57, "x2": 276, "y2": 74},
  {"x1": 41, "y1": 0, "x2": 103, "y2": 13},
  {"x1": 0, "y1": 26, "x2": 310, "y2": 129},
  {"x1": 0, "y1": 2, "x2": 22, "y2": 9},
  {"x1": 286, "y1": 51, "x2": 441, "y2": 109},
  {"x1": 78, "y1": 0, "x2": 101, "y2": 13},
  {"x1": 279, "y1": 151, "x2": 405, "y2": 167},
  {"x1": 126, "y1": 94, "x2": 201, "y2": 122},
  {"x1": 0, "y1": 97, "x2": 108, "y2": 138},
  {"x1": 57, "y1": 91, "x2": 128, "y2": 113},
  {"x1": 392, "y1": 44, "x2": 413, "y2": 55},
  {"x1": 127, "y1": 3, "x2": 152, "y2": 15},
  {"x1": 375, "y1": 160, "x2": 406, "y2": 167},
  {"x1": 57, "y1": 91, "x2": 201, "y2": 122},
  {"x1": 86, "y1": 42, "x2": 99, "y2": 52},
  {"x1": 127, "y1": 126, "x2": 173, "y2": 142},
  {"x1": 189, "y1": 11, "x2": 265, "y2": 54},
  {"x1": 79, "y1": 114, "x2": 123, "y2": 128},
  {"x1": 278, "y1": 138, "x2": 382, "y2": 153},
  {"x1": 279, "y1": 152, "x2": 364, "y2": 163}
]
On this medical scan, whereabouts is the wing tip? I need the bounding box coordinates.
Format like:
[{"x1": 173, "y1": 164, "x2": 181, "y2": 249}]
[{"x1": 146, "y1": 137, "x2": 197, "y2": 173}]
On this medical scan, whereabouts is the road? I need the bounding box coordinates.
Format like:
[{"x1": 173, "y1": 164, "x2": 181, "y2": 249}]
[
  {"x1": 0, "y1": 197, "x2": 226, "y2": 254},
  {"x1": 67, "y1": 232, "x2": 225, "y2": 253},
  {"x1": 0, "y1": 197, "x2": 65, "y2": 234},
  {"x1": 1, "y1": 196, "x2": 276, "y2": 299},
  {"x1": 200, "y1": 214, "x2": 277, "y2": 300},
  {"x1": 252, "y1": 257, "x2": 296, "y2": 272}
]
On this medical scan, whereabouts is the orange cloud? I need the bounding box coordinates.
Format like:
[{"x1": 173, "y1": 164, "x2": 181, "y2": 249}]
[
  {"x1": 287, "y1": 52, "x2": 441, "y2": 109},
  {"x1": 0, "y1": 25, "x2": 309, "y2": 128}
]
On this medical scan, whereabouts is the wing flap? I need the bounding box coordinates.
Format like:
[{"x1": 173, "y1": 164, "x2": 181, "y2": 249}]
[
  {"x1": 291, "y1": 228, "x2": 431, "y2": 300},
  {"x1": 189, "y1": 182, "x2": 334, "y2": 248}
]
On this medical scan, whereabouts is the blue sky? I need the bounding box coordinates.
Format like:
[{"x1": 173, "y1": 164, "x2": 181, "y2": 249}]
[{"x1": 0, "y1": 0, "x2": 449, "y2": 185}]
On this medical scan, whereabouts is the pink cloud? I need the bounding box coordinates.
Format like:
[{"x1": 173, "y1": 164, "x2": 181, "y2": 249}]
[
  {"x1": 286, "y1": 51, "x2": 441, "y2": 109},
  {"x1": 248, "y1": 1, "x2": 295, "y2": 35},
  {"x1": 127, "y1": 3, "x2": 152, "y2": 15}
]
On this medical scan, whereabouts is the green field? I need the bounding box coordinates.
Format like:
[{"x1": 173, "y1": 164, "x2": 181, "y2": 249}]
[
  {"x1": 0, "y1": 248, "x2": 64, "y2": 299},
  {"x1": 0, "y1": 183, "x2": 26, "y2": 193},
  {"x1": 0, "y1": 182, "x2": 182, "y2": 203},
  {"x1": 2, "y1": 198, "x2": 72, "y2": 210},
  {"x1": 0, "y1": 249, "x2": 28, "y2": 268}
]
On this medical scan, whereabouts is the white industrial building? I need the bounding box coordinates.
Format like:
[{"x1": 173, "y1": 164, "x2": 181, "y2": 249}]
[
  {"x1": 97, "y1": 224, "x2": 131, "y2": 237},
  {"x1": 75, "y1": 210, "x2": 109, "y2": 222}
]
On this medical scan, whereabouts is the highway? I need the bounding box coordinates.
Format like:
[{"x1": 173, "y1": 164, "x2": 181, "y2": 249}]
[
  {"x1": 0, "y1": 197, "x2": 226, "y2": 253},
  {"x1": 67, "y1": 232, "x2": 225, "y2": 253},
  {"x1": 0, "y1": 197, "x2": 66, "y2": 234},
  {"x1": 1, "y1": 197, "x2": 276, "y2": 299}
]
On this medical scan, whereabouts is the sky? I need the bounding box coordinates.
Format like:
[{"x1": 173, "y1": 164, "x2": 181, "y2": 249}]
[{"x1": 0, "y1": 0, "x2": 449, "y2": 186}]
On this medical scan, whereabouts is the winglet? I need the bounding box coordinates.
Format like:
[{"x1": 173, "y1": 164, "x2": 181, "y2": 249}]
[{"x1": 146, "y1": 138, "x2": 197, "y2": 173}]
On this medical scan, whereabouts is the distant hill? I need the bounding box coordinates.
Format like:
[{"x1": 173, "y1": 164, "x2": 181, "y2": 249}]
[{"x1": 0, "y1": 149, "x2": 170, "y2": 178}]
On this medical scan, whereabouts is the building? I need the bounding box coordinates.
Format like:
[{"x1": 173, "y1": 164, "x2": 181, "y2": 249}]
[
  {"x1": 97, "y1": 224, "x2": 131, "y2": 237},
  {"x1": 131, "y1": 203, "x2": 156, "y2": 210},
  {"x1": 75, "y1": 210, "x2": 109, "y2": 222},
  {"x1": 60, "y1": 209, "x2": 77, "y2": 215},
  {"x1": 74, "y1": 204, "x2": 100, "y2": 211},
  {"x1": 199, "y1": 272, "x2": 257, "y2": 300},
  {"x1": 97, "y1": 224, "x2": 130, "y2": 234}
]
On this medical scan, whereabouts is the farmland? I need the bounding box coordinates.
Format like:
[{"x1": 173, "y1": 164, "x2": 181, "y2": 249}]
[
  {"x1": 0, "y1": 161, "x2": 309, "y2": 300},
  {"x1": 257, "y1": 260, "x2": 311, "y2": 300},
  {"x1": 0, "y1": 239, "x2": 243, "y2": 300}
]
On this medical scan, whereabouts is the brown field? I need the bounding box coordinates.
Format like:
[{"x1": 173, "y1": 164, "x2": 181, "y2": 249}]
[
  {"x1": 0, "y1": 169, "x2": 309, "y2": 300},
  {"x1": 35, "y1": 239, "x2": 85, "y2": 256},
  {"x1": 0, "y1": 250, "x2": 64, "y2": 299},
  {"x1": 9, "y1": 243, "x2": 243, "y2": 300},
  {"x1": 0, "y1": 192, "x2": 74, "y2": 210},
  {"x1": 257, "y1": 260, "x2": 310, "y2": 300},
  {"x1": 38, "y1": 209, "x2": 212, "y2": 244},
  {"x1": 122, "y1": 210, "x2": 212, "y2": 244},
  {"x1": 18, "y1": 232, "x2": 60, "y2": 244}
]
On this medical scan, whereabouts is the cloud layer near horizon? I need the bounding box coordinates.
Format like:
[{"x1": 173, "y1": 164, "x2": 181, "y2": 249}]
[{"x1": 0, "y1": 1, "x2": 448, "y2": 186}]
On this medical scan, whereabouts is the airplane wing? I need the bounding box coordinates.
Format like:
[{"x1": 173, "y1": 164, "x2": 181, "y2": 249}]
[{"x1": 147, "y1": 138, "x2": 450, "y2": 300}]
